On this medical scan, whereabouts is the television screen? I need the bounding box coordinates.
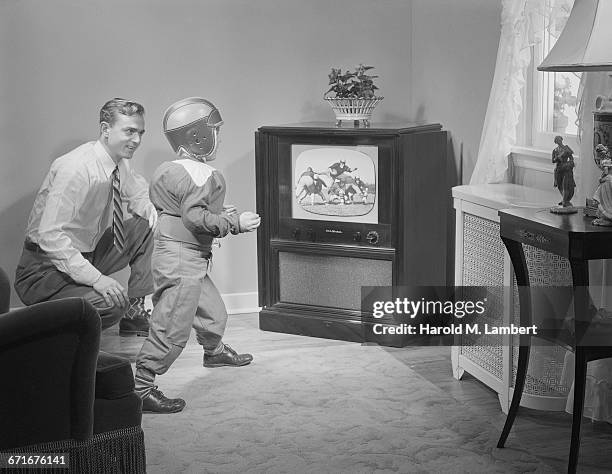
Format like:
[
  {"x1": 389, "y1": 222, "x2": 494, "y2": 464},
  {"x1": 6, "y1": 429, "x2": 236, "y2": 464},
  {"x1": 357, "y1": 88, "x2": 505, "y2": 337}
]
[{"x1": 292, "y1": 144, "x2": 378, "y2": 224}]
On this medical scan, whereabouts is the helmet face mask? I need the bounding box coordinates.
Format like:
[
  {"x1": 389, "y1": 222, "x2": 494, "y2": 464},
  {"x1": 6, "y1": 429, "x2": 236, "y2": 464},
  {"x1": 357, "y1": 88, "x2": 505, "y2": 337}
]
[
  {"x1": 164, "y1": 118, "x2": 220, "y2": 160},
  {"x1": 163, "y1": 97, "x2": 223, "y2": 161}
]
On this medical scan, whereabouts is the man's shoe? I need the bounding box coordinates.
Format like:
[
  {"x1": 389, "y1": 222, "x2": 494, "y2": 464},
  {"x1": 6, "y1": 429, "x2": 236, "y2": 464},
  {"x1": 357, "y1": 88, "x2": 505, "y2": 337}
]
[
  {"x1": 119, "y1": 296, "x2": 150, "y2": 336},
  {"x1": 203, "y1": 344, "x2": 253, "y2": 367},
  {"x1": 119, "y1": 316, "x2": 149, "y2": 337},
  {"x1": 141, "y1": 387, "x2": 186, "y2": 414}
]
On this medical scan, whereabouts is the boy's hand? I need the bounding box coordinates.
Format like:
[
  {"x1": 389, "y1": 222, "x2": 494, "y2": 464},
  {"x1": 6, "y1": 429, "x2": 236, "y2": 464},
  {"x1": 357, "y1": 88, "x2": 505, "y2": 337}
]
[
  {"x1": 239, "y1": 211, "x2": 261, "y2": 232},
  {"x1": 223, "y1": 204, "x2": 238, "y2": 216}
]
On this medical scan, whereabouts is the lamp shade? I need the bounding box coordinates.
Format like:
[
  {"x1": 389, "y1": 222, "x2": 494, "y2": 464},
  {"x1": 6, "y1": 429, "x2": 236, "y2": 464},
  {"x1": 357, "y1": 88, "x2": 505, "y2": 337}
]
[{"x1": 538, "y1": 0, "x2": 612, "y2": 72}]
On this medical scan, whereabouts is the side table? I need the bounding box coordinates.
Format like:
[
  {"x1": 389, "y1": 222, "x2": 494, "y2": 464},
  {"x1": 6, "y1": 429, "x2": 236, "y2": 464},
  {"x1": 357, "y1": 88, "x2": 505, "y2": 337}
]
[{"x1": 497, "y1": 207, "x2": 612, "y2": 474}]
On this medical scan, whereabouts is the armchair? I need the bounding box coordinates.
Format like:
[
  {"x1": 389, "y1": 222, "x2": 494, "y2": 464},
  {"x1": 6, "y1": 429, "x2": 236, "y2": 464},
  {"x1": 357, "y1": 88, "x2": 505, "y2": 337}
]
[{"x1": 0, "y1": 266, "x2": 146, "y2": 473}]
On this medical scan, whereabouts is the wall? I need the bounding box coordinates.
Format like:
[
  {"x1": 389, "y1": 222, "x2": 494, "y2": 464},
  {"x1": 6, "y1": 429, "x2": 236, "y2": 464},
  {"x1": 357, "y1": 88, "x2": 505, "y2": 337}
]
[
  {"x1": 0, "y1": 0, "x2": 413, "y2": 307},
  {"x1": 411, "y1": 0, "x2": 501, "y2": 184}
]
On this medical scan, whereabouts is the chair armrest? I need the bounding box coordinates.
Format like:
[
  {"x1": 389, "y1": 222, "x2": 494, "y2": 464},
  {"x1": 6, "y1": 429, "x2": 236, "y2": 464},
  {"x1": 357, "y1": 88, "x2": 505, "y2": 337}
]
[
  {"x1": 0, "y1": 297, "x2": 100, "y2": 346},
  {"x1": 0, "y1": 266, "x2": 10, "y2": 314},
  {"x1": 0, "y1": 298, "x2": 101, "y2": 449}
]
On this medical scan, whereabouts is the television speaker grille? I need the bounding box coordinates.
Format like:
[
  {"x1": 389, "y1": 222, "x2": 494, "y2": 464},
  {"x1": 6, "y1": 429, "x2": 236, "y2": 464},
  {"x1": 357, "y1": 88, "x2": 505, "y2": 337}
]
[{"x1": 278, "y1": 251, "x2": 392, "y2": 311}]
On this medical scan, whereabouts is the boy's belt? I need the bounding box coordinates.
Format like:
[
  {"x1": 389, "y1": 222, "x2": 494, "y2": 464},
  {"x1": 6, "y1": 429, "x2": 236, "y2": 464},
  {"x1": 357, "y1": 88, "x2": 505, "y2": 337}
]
[{"x1": 157, "y1": 214, "x2": 213, "y2": 248}]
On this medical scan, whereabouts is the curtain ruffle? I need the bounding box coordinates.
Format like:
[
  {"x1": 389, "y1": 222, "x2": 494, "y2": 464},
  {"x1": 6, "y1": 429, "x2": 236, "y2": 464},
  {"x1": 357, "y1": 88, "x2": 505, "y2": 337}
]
[
  {"x1": 470, "y1": 0, "x2": 574, "y2": 184},
  {"x1": 563, "y1": 351, "x2": 612, "y2": 423}
]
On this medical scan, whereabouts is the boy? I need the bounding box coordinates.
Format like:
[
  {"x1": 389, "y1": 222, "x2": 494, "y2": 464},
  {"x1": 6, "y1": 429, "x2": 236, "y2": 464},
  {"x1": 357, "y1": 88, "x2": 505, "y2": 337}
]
[{"x1": 135, "y1": 97, "x2": 260, "y2": 413}]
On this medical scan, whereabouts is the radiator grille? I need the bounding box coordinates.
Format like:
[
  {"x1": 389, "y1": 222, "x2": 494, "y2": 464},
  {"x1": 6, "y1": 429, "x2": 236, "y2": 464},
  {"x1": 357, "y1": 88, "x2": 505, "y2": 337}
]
[
  {"x1": 510, "y1": 244, "x2": 571, "y2": 396},
  {"x1": 460, "y1": 214, "x2": 570, "y2": 398},
  {"x1": 461, "y1": 214, "x2": 504, "y2": 380}
]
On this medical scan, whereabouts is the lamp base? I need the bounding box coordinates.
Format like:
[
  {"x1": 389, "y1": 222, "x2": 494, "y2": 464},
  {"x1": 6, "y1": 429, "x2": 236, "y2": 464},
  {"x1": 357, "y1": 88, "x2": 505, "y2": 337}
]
[
  {"x1": 593, "y1": 217, "x2": 612, "y2": 226},
  {"x1": 550, "y1": 205, "x2": 578, "y2": 214},
  {"x1": 585, "y1": 198, "x2": 599, "y2": 217},
  {"x1": 596, "y1": 95, "x2": 612, "y2": 113}
]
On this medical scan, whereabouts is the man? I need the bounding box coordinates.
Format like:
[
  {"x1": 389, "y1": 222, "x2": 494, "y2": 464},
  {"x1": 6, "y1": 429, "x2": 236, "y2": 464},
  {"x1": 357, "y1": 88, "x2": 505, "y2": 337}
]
[
  {"x1": 299, "y1": 167, "x2": 327, "y2": 191},
  {"x1": 328, "y1": 159, "x2": 356, "y2": 179},
  {"x1": 14, "y1": 98, "x2": 157, "y2": 336},
  {"x1": 134, "y1": 97, "x2": 259, "y2": 413}
]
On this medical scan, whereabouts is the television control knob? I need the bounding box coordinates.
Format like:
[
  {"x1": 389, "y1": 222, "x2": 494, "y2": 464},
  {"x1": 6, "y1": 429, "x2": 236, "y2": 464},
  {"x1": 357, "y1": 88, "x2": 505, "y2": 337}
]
[
  {"x1": 292, "y1": 228, "x2": 301, "y2": 240},
  {"x1": 353, "y1": 232, "x2": 362, "y2": 242},
  {"x1": 306, "y1": 228, "x2": 316, "y2": 241},
  {"x1": 366, "y1": 231, "x2": 379, "y2": 245}
]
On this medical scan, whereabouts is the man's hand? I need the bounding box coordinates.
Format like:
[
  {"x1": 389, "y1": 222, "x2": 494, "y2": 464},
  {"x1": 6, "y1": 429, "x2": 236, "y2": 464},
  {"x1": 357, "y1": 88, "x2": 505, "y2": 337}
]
[
  {"x1": 148, "y1": 209, "x2": 158, "y2": 229},
  {"x1": 239, "y1": 211, "x2": 261, "y2": 232},
  {"x1": 144, "y1": 202, "x2": 158, "y2": 229},
  {"x1": 93, "y1": 275, "x2": 129, "y2": 308}
]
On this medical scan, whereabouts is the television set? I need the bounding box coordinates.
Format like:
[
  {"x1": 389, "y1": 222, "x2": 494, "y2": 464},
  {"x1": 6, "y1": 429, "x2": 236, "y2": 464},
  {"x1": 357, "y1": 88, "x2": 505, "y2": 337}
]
[{"x1": 255, "y1": 122, "x2": 449, "y2": 346}]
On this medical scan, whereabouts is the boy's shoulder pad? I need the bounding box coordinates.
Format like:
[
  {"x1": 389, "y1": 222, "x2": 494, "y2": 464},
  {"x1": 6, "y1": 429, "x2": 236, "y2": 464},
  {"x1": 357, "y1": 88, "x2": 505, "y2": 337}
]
[{"x1": 171, "y1": 159, "x2": 217, "y2": 187}]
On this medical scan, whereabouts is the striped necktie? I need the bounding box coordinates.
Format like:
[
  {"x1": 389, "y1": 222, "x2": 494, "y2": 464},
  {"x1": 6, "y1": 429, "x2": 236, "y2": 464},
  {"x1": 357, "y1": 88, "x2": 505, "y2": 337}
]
[{"x1": 111, "y1": 166, "x2": 125, "y2": 253}]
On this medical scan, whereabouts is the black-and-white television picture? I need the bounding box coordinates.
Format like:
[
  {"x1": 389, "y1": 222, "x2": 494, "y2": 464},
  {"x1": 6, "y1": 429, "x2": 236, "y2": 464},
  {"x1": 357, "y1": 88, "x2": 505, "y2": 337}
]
[{"x1": 291, "y1": 145, "x2": 378, "y2": 224}]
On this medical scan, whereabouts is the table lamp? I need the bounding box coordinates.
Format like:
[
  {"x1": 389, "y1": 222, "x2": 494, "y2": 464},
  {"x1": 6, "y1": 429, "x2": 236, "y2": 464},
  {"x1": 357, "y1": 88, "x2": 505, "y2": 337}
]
[{"x1": 538, "y1": 0, "x2": 612, "y2": 222}]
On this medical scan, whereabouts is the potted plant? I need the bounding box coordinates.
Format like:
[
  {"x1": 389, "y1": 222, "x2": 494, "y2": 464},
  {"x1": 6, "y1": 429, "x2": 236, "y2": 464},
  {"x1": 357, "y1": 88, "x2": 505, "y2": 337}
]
[
  {"x1": 553, "y1": 75, "x2": 577, "y2": 133},
  {"x1": 324, "y1": 64, "x2": 383, "y2": 127}
]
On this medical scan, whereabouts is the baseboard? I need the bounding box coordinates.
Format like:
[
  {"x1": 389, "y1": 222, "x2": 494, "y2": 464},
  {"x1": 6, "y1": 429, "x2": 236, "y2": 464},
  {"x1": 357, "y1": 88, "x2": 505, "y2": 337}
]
[
  {"x1": 145, "y1": 292, "x2": 260, "y2": 315},
  {"x1": 221, "y1": 291, "x2": 260, "y2": 315}
]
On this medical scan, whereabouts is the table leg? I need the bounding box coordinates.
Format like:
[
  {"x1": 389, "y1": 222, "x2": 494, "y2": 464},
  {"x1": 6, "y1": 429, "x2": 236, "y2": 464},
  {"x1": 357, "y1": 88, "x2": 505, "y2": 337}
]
[
  {"x1": 567, "y1": 259, "x2": 589, "y2": 474},
  {"x1": 498, "y1": 237, "x2": 531, "y2": 448},
  {"x1": 568, "y1": 348, "x2": 587, "y2": 474},
  {"x1": 570, "y1": 259, "x2": 590, "y2": 345}
]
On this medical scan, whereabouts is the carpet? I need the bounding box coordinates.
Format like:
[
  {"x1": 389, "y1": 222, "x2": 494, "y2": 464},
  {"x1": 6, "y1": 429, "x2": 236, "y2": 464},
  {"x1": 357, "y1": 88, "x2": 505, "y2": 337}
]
[{"x1": 139, "y1": 315, "x2": 555, "y2": 473}]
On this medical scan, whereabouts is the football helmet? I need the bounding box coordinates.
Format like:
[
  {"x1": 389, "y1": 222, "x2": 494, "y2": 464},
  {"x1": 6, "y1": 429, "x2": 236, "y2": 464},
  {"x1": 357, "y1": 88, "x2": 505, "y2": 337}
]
[{"x1": 163, "y1": 97, "x2": 223, "y2": 160}]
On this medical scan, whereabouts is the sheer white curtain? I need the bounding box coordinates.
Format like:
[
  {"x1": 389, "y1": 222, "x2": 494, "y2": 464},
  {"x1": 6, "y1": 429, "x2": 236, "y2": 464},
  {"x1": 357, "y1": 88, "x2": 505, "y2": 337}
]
[
  {"x1": 563, "y1": 71, "x2": 612, "y2": 423},
  {"x1": 469, "y1": 0, "x2": 573, "y2": 184}
]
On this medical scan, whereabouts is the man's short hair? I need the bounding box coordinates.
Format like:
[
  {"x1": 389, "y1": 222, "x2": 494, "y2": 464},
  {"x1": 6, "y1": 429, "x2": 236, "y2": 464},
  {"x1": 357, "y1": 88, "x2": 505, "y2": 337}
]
[{"x1": 100, "y1": 98, "x2": 145, "y2": 125}]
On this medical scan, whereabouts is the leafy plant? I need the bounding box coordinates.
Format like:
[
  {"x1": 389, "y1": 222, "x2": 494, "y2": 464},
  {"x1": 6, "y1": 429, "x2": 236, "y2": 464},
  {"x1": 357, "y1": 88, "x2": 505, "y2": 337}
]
[
  {"x1": 554, "y1": 76, "x2": 577, "y2": 115},
  {"x1": 553, "y1": 75, "x2": 578, "y2": 132},
  {"x1": 326, "y1": 64, "x2": 380, "y2": 99}
]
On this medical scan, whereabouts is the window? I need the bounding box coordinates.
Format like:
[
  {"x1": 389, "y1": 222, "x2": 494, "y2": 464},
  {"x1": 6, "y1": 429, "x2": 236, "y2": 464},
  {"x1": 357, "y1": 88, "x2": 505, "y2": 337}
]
[{"x1": 529, "y1": 2, "x2": 580, "y2": 150}]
